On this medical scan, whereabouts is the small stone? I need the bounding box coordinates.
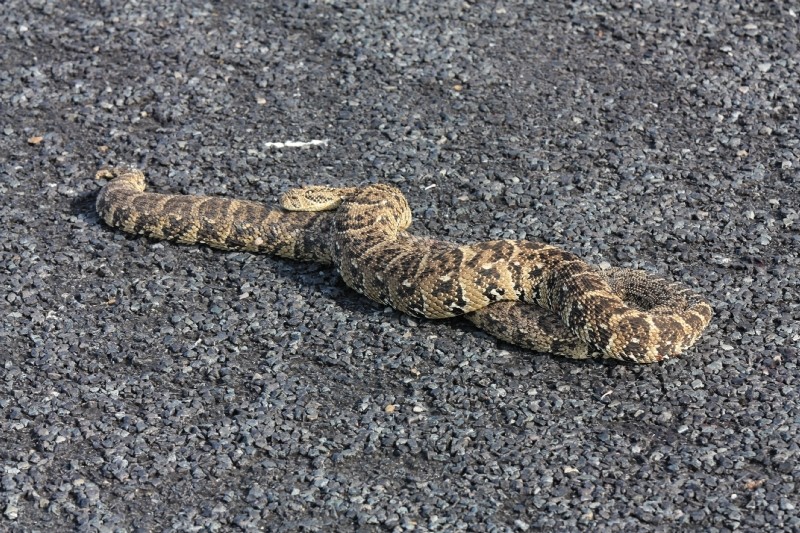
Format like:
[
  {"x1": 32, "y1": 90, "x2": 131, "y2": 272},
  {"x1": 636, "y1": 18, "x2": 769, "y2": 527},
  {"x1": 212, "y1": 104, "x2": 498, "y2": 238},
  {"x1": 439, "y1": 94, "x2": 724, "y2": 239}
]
[{"x1": 4, "y1": 496, "x2": 19, "y2": 520}]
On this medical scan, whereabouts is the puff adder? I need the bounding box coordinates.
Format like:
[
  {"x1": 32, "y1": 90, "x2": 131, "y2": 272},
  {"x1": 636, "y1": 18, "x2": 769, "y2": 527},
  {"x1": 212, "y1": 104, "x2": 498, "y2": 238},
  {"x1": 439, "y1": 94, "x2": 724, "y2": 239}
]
[{"x1": 96, "y1": 167, "x2": 713, "y2": 363}]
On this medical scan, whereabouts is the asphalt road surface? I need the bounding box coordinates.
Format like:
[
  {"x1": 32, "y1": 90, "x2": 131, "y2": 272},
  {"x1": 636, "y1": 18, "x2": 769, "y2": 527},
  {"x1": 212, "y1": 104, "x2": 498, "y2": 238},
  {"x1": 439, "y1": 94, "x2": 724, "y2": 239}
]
[{"x1": 2, "y1": 1, "x2": 798, "y2": 531}]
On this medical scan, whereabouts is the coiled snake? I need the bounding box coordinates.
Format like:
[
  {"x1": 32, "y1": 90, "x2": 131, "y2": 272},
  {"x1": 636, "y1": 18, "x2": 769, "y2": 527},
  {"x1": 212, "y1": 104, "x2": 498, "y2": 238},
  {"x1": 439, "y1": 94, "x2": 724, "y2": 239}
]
[{"x1": 97, "y1": 167, "x2": 712, "y2": 363}]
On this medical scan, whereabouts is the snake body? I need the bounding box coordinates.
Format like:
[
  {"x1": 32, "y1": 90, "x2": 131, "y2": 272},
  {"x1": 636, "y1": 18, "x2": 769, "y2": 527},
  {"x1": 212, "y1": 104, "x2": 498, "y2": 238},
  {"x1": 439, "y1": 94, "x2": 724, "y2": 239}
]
[{"x1": 96, "y1": 167, "x2": 713, "y2": 363}]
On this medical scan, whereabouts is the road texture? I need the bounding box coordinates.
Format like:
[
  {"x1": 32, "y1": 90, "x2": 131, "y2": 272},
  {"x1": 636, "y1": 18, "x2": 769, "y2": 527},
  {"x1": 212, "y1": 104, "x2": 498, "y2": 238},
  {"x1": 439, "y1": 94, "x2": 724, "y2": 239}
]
[{"x1": 1, "y1": 1, "x2": 798, "y2": 531}]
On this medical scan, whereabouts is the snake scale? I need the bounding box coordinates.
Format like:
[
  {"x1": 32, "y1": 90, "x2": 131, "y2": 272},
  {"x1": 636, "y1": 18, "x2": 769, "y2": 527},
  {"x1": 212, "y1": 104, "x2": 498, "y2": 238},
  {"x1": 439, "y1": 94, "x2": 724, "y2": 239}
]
[{"x1": 96, "y1": 167, "x2": 713, "y2": 363}]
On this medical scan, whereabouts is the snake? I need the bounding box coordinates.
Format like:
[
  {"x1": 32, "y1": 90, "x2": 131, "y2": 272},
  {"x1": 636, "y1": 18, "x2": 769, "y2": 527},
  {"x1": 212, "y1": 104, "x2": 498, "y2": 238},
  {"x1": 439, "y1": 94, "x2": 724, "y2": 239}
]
[{"x1": 96, "y1": 166, "x2": 713, "y2": 363}]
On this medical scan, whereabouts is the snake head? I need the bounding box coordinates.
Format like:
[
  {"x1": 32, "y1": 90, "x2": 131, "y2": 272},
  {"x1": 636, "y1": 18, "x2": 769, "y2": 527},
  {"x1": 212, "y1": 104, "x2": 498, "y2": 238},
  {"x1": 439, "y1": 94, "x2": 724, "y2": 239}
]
[{"x1": 280, "y1": 185, "x2": 359, "y2": 212}]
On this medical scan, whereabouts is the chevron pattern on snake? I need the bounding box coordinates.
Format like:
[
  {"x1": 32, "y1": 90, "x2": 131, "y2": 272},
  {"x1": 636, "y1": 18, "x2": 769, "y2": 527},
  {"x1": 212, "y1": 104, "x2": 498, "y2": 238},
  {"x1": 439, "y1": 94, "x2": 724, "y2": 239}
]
[{"x1": 97, "y1": 167, "x2": 713, "y2": 363}]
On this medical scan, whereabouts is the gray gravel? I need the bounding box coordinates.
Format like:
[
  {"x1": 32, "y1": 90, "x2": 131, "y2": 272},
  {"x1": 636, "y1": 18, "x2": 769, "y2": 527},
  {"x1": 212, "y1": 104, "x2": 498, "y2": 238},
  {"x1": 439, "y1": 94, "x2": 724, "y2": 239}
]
[{"x1": 2, "y1": 1, "x2": 799, "y2": 531}]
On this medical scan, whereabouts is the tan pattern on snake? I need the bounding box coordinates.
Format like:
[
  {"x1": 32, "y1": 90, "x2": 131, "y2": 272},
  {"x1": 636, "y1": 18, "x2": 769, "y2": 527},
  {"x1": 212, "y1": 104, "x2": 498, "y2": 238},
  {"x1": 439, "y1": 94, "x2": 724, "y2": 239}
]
[{"x1": 96, "y1": 167, "x2": 713, "y2": 363}]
